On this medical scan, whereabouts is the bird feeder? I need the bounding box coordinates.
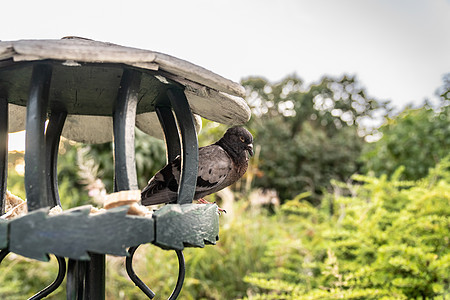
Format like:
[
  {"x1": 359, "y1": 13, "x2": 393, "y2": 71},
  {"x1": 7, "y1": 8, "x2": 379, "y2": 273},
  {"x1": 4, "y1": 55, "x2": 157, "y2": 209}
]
[{"x1": 0, "y1": 38, "x2": 250, "y2": 299}]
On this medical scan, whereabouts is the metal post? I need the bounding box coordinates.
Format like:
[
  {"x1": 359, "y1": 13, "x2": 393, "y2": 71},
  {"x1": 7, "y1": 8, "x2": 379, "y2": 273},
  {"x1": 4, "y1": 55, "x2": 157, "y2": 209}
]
[
  {"x1": 166, "y1": 88, "x2": 198, "y2": 205},
  {"x1": 113, "y1": 68, "x2": 141, "y2": 191},
  {"x1": 25, "y1": 64, "x2": 53, "y2": 212},
  {"x1": 155, "y1": 106, "x2": 181, "y2": 162},
  {"x1": 83, "y1": 68, "x2": 142, "y2": 300},
  {"x1": 84, "y1": 253, "x2": 105, "y2": 300},
  {"x1": 0, "y1": 93, "x2": 7, "y2": 216},
  {"x1": 45, "y1": 110, "x2": 67, "y2": 207}
]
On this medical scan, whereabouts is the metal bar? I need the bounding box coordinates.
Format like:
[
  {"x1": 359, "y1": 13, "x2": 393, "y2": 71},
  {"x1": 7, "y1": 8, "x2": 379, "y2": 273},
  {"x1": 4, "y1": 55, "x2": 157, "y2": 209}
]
[
  {"x1": 0, "y1": 93, "x2": 7, "y2": 216},
  {"x1": 168, "y1": 250, "x2": 186, "y2": 300},
  {"x1": 113, "y1": 68, "x2": 141, "y2": 191},
  {"x1": 83, "y1": 68, "x2": 141, "y2": 300},
  {"x1": 166, "y1": 88, "x2": 199, "y2": 205},
  {"x1": 66, "y1": 259, "x2": 79, "y2": 300},
  {"x1": 85, "y1": 253, "x2": 105, "y2": 300},
  {"x1": 45, "y1": 110, "x2": 67, "y2": 207},
  {"x1": 67, "y1": 259, "x2": 88, "y2": 300},
  {"x1": 25, "y1": 64, "x2": 52, "y2": 212},
  {"x1": 126, "y1": 246, "x2": 156, "y2": 299},
  {"x1": 155, "y1": 106, "x2": 181, "y2": 162},
  {"x1": 77, "y1": 261, "x2": 87, "y2": 300},
  {"x1": 28, "y1": 256, "x2": 67, "y2": 300}
]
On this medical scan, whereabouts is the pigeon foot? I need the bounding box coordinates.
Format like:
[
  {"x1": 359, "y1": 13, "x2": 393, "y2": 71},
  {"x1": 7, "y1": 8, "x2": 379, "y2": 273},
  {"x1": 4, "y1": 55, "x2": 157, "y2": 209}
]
[{"x1": 198, "y1": 198, "x2": 227, "y2": 215}]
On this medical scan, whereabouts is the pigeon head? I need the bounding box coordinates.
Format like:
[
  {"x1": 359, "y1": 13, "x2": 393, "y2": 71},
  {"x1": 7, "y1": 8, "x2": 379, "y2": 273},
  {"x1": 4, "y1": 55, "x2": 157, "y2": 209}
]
[{"x1": 219, "y1": 127, "x2": 254, "y2": 158}]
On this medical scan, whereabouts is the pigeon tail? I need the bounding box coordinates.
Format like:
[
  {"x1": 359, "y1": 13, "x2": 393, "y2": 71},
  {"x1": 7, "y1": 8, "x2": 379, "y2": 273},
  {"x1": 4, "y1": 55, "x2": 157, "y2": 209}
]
[{"x1": 141, "y1": 188, "x2": 177, "y2": 206}]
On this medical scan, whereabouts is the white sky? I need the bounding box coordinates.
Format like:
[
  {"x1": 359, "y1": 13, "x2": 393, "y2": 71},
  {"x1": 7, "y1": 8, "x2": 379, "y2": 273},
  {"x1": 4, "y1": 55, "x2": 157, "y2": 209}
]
[{"x1": 2, "y1": 0, "x2": 450, "y2": 150}]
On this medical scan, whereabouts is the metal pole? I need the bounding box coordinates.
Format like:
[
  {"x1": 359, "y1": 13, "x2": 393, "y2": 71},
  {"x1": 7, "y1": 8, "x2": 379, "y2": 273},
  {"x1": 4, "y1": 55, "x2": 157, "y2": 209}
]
[
  {"x1": 0, "y1": 92, "x2": 7, "y2": 216},
  {"x1": 45, "y1": 110, "x2": 67, "y2": 207},
  {"x1": 113, "y1": 68, "x2": 141, "y2": 191},
  {"x1": 25, "y1": 64, "x2": 52, "y2": 211},
  {"x1": 155, "y1": 106, "x2": 181, "y2": 162},
  {"x1": 166, "y1": 88, "x2": 198, "y2": 205}
]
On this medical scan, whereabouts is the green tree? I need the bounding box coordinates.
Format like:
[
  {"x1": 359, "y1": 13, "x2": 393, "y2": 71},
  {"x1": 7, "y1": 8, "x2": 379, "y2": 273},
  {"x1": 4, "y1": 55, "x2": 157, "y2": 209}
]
[
  {"x1": 242, "y1": 75, "x2": 387, "y2": 204},
  {"x1": 362, "y1": 75, "x2": 450, "y2": 180}
]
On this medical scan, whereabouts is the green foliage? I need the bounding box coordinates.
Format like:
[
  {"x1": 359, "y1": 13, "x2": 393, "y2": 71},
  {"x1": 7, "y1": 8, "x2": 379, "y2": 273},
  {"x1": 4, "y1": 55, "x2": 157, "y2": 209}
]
[
  {"x1": 2, "y1": 160, "x2": 449, "y2": 299},
  {"x1": 243, "y1": 159, "x2": 450, "y2": 299},
  {"x1": 242, "y1": 75, "x2": 388, "y2": 203},
  {"x1": 362, "y1": 103, "x2": 450, "y2": 180},
  {"x1": 0, "y1": 255, "x2": 64, "y2": 299},
  {"x1": 87, "y1": 128, "x2": 166, "y2": 192},
  {"x1": 7, "y1": 140, "x2": 92, "y2": 210},
  {"x1": 362, "y1": 74, "x2": 450, "y2": 181},
  {"x1": 2, "y1": 74, "x2": 448, "y2": 299}
]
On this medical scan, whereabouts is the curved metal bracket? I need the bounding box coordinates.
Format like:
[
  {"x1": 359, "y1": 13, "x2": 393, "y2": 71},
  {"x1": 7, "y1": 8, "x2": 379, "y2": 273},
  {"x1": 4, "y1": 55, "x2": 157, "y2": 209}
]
[
  {"x1": 126, "y1": 246, "x2": 186, "y2": 300},
  {"x1": 168, "y1": 250, "x2": 186, "y2": 300},
  {"x1": 45, "y1": 110, "x2": 67, "y2": 207},
  {"x1": 166, "y1": 88, "x2": 199, "y2": 205},
  {"x1": 113, "y1": 68, "x2": 142, "y2": 192},
  {"x1": 29, "y1": 256, "x2": 66, "y2": 300},
  {"x1": 155, "y1": 106, "x2": 181, "y2": 162},
  {"x1": 0, "y1": 251, "x2": 66, "y2": 300},
  {"x1": 126, "y1": 246, "x2": 156, "y2": 298}
]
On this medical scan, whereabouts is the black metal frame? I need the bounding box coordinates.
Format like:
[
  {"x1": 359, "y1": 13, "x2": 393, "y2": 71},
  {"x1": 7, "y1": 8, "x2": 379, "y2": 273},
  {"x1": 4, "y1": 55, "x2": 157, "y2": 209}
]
[
  {"x1": 0, "y1": 92, "x2": 7, "y2": 216},
  {"x1": 0, "y1": 63, "x2": 200, "y2": 299},
  {"x1": 46, "y1": 110, "x2": 67, "y2": 207}
]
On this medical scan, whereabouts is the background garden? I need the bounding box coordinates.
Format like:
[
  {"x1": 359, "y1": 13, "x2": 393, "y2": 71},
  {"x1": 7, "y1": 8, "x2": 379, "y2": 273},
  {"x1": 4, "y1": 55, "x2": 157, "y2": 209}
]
[{"x1": 1, "y1": 73, "x2": 449, "y2": 299}]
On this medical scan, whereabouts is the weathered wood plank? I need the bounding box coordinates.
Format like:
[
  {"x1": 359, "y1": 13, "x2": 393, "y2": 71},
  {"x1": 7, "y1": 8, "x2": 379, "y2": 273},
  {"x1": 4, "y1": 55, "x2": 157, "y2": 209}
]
[
  {"x1": 185, "y1": 87, "x2": 251, "y2": 125},
  {"x1": 0, "y1": 38, "x2": 246, "y2": 97},
  {"x1": 12, "y1": 39, "x2": 157, "y2": 65},
  {"x1": 153, "y1": 204, "x2": 219, "y2": 250},
  {"x1": 1, "y1": 38, "x2": 251, "y2": 142},
  {"x1": 154, "y1": 52, "x2": 245, "y2": 97},
  {"x1": 4, "y1": 203, "x2": 220, "y2": 260},
  {"x1": 9, "y1": 206, "x2": 154, "y2": 261}
]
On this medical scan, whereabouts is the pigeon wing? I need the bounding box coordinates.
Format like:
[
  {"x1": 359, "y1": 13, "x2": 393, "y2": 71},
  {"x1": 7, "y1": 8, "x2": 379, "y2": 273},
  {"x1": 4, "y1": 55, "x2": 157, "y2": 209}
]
[
  {"x1": 141, "y1": 156, "x2": 181, "y2": 206},
  {"x1": 194, "y1": 145, "x2": 232, "y2": 197},
  {"x1": 141, "y1": 145, "x2": 233, "y2": 205}
]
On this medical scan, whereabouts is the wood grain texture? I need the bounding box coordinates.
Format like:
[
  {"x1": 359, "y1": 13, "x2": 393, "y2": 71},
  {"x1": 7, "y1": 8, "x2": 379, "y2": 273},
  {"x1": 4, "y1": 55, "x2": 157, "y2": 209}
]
[
  {"x1": 1, "y1": 38, "x2": 251, "y2": 143},
  {"x1": 1, "y1": 38, "x2": 244, "y2": 97},
  {"x1": 5, "y1": 203, "x2": 220, "y2": 260},
  {"x1": 9, "y1": 206, "x2": 154, "y2": 261},
  {"x1": 153, "y1": 204, "x2": 219, "y2": 250},
  {"x1": 12, "y1": 39, "x2": 157, "y2": 65}
]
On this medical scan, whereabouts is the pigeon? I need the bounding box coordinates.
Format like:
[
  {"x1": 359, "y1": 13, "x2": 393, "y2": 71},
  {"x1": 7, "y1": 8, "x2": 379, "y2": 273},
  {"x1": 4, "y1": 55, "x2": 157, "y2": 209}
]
[{"x1": 141, "y1": 127, "x2": 253, "y2": 207}]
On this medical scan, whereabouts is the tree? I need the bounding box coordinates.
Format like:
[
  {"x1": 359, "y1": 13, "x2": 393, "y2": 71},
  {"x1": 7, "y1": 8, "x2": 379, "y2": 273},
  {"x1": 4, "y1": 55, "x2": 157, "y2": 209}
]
[
  {"x1": 362, "y1": 74, "x2": 450, "y2": 180},
  {"x1": 242, "y1": 74, "x2": 387, "y2": 204}
]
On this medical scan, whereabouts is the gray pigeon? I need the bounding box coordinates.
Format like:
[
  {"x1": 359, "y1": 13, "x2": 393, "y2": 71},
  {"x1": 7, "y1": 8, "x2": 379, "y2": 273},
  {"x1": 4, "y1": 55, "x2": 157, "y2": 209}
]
[{"x1": 141, "y1": 127, "x2": 253, "y2": 206}]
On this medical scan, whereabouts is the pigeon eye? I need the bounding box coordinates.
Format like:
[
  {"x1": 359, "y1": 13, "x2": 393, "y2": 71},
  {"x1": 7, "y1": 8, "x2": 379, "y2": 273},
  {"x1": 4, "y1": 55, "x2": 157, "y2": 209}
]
[{"x1": 240, "y1": 136, "x2": 245, "y2": 142}]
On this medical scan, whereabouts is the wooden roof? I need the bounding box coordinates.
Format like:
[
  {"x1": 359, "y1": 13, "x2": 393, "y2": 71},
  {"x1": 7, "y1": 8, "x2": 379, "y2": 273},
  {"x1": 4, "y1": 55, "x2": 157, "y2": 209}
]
[{"x1": 0, "y1": 38, "x2": 251, "y2": 142}]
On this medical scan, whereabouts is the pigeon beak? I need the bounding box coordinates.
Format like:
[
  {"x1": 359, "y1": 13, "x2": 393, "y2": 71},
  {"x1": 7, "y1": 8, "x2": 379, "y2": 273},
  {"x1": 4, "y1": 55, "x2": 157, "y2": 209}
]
[{"x1": 247, "y1": 144, "x2": 254, "y2": 157}]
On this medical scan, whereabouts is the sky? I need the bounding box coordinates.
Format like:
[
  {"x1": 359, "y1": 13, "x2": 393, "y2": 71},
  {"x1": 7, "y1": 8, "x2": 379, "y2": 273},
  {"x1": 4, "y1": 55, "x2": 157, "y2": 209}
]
[{"x1": 2, "y1": 0, "x2": 450, "y2": 149}]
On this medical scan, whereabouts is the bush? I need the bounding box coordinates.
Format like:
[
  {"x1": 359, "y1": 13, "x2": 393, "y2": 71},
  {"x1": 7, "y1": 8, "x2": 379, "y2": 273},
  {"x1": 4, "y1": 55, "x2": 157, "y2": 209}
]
[{"x1": 244, "y1": 158, "x2": 450, "y2": 299}]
